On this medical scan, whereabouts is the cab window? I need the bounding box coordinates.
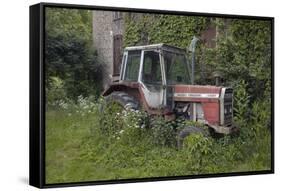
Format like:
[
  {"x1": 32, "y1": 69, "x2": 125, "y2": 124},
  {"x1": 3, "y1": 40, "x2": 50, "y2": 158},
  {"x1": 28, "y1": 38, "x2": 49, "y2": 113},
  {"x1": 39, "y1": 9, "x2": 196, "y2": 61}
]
[
  {"x1": 124, "y1": 50, "x2": 141, "y2": 81},
  {"x1": 142, "y1": 51, "x2": 162, "y2": 85}
]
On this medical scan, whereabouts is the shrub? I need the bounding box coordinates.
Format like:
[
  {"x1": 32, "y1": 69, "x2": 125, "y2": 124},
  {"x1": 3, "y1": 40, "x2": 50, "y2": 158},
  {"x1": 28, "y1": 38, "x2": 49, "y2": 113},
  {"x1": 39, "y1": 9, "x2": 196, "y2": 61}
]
[
  {"x1": 251, "y1": 100, "x2": 271, "y2": 137},
  {"x1": 149, "y1": 117, "x2": 177, "y2": 147},
  {"x1": 46, "y1": 76, "x2": 68, "y2": 108},
  {"x1": 233, "y1": 80, "x2": 250, "y2": 125},
  {"x1": 183, "y1": 134, "x2": 214, "y2": 155},
  {"x1": 99, "y1": 101, "x2": 124, "y2": 138}
]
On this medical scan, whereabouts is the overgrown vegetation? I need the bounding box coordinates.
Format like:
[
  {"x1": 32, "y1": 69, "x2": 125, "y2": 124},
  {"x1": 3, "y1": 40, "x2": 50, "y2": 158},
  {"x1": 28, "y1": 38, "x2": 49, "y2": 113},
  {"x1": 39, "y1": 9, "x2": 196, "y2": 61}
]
[
  {"x1": 46, "y1": 97, "x2": 271, "y2": 183},
  {"x1": 46, "y1": 8, "x2": 103, "y2": 105},
  {"x1": 45, "y1": 10, "x2": 272, "y2": 183}
]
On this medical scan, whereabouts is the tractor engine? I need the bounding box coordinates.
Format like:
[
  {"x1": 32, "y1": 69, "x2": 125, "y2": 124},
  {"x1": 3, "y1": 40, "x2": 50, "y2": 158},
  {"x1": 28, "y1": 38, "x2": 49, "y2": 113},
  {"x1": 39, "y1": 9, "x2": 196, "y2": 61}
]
[{"x1": 172, "y1": 85, "x2": 234, "y2": 133}]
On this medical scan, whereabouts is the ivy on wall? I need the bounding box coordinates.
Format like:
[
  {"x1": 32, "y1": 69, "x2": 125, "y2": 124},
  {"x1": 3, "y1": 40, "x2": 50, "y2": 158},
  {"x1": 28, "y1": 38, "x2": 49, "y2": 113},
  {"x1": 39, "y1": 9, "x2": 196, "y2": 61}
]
[
  {"x1": 215, "y1": 19, "x2": 272, "y2": 99},
  {"x1": 124, "y1": 13, "x2": 207, "y2": 49},
  {"x1": 124, "y1": 13, "x2": 208, "y2": 84},
  {"x1": 124, "y1": 14, "x2": 271, "y2": 99}
]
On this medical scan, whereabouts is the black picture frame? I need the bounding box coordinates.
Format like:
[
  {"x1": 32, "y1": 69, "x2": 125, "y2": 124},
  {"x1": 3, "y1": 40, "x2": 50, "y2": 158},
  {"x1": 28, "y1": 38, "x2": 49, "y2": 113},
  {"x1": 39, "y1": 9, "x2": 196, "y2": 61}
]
[{"x1": 30, "y1": 2, "x2": 274, "y2": 188}]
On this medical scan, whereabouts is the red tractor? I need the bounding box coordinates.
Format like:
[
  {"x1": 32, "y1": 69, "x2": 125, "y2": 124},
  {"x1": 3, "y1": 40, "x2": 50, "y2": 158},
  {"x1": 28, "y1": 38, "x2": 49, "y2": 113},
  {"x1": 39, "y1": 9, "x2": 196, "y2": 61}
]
[{"x1": 102, "y1": 39, "x2": 238, "y2": 146}]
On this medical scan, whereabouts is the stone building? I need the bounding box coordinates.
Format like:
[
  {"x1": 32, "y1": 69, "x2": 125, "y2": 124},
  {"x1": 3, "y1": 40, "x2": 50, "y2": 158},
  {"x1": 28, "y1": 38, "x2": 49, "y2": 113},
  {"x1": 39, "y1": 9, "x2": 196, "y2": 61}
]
[{"x1": 92, "y1": 10, "x2": 125, "y2": 88}]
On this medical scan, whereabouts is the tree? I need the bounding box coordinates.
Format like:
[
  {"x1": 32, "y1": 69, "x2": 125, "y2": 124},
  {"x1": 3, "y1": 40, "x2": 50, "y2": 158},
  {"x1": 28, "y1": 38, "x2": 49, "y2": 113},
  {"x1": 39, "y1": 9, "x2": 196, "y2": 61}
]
[{"x1": 45, "y1": 8, "x2": 103, "y2": 101}]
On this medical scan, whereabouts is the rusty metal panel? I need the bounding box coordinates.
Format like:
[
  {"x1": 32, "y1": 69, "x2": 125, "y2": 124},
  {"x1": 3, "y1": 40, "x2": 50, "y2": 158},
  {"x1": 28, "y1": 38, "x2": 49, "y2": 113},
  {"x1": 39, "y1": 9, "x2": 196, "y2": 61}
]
[
  {"x1": 174, "y1": 84, "x2": 221, "y2": 94},
  {"x1": 202, "y1": 102, "x2": 220, "y2": 125}
]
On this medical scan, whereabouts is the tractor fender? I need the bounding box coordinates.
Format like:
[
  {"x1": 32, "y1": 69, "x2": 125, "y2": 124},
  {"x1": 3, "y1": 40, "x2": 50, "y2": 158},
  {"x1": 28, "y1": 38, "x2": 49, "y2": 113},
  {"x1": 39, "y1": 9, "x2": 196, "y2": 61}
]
[
  {"x1": 102, "y1": 82, "x2": 170, "y2": 115},
  {"x1": 102, "y1": 82, "x2": 142, "y2": 106},
  {"x1": 102, "y1": 82, "x2": 139, "y2": 96}
]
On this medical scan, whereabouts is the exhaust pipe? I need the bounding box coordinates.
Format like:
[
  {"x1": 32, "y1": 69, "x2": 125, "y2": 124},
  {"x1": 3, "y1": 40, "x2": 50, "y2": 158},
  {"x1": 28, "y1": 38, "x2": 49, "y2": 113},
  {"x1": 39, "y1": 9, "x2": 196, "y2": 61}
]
[{"x1": 188, "y1": 36, "x2": 200, "y2": 85}]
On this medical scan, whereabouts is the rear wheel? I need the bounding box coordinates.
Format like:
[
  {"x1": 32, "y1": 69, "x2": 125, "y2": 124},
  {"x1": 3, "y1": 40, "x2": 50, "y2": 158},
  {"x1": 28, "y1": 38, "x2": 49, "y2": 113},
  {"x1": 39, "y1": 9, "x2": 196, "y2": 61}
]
[
  {"x1": 99, "y1": 91, "x2": 140, "y2": 134},
  {"x1": 104, "y1": 91, "x2": 140, "y2": 111}
]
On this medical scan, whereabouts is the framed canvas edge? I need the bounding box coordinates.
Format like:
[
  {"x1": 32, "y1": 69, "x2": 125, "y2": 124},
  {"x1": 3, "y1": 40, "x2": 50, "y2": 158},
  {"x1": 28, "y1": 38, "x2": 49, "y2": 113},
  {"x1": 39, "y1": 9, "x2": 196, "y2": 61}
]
[
  {"x1": 29, "y1": 3, "x2": 45, "y2": 188},
  {"x1": 41, "y1": 2, "x2": 274, "y2": 20},
  {"x1": 29, "y1": 2, "x2": 275, "y2": 189}
]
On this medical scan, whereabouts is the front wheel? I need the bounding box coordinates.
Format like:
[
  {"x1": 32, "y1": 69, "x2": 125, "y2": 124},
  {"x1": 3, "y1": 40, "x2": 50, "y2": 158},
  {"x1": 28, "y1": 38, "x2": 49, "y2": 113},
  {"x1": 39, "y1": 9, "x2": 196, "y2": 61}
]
[{"x1": 177, "y1": 126, "x2": 206, "y2": 149}]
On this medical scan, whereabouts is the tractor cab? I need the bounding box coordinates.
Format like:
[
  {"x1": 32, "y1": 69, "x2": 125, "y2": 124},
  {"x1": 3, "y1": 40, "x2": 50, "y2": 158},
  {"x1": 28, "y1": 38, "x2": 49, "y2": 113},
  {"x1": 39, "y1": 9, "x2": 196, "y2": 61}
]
[
  {"x1": 119, "y1": 44, "x2": 190, "y2": 109},
  {"x1": 103, "y1": 43, "x2": 236, "y2": 136}
]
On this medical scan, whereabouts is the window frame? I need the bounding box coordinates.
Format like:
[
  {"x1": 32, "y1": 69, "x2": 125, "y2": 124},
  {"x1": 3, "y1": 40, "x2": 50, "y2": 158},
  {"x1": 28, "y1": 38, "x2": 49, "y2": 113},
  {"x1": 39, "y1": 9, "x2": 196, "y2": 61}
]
[
  {"x1": 113, "y1": 11, "x2": 123, "y2": 21},
  {"x1": 122, "y1": 50, "x2": 141, "y2": 82},
  {"x1": 163, "y1": 50, "x2": 191, "y2": 85}
]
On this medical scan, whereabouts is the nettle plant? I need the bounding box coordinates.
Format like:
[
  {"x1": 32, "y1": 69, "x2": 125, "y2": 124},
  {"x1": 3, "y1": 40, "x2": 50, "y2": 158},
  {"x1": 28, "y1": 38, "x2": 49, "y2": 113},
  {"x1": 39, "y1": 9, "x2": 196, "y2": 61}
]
[
  {"x1": 99, "y1": 100, "x2": 175, "y2": 146},
  {"x1": 99, "y1": 101, "x2": 147, "y2": 140},
  {"x1": 148, "y1": 116, "x2": 177, "y2": 147},
  {"x1": 98, "y1": 100, "x2": 210, "y2": 148},
  {"x1": 183, "y1": 134, "x2": 214, "y2": 155}
]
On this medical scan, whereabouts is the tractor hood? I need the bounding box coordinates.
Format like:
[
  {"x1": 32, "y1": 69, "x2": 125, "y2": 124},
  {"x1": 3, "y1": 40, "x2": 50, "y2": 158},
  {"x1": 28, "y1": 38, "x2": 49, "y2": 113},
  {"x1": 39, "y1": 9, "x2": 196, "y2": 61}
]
[{"x1": 172, "y1": 85, "x2": 222, "y2": 102}]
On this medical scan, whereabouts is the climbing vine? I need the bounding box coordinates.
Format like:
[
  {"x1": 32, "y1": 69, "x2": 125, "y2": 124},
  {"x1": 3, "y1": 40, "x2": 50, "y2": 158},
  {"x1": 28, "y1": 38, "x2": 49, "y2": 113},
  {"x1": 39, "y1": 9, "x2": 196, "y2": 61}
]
[
  {"x1": 124, "y1": 13, "x2": 208, "y2": 83},
  {"x1": 215, "y1": 19, "x2": 272, "y2": 100},
  {"x1": 124, "y1": 13, "x2": 207, "y2": 49}
]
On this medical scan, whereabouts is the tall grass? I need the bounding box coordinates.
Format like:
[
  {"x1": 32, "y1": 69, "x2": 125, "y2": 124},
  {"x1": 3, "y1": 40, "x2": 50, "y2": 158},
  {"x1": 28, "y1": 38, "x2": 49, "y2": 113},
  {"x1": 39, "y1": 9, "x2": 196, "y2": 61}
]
[{"x1": 46, "y1": 96, "x2": 271, "y2": 184}]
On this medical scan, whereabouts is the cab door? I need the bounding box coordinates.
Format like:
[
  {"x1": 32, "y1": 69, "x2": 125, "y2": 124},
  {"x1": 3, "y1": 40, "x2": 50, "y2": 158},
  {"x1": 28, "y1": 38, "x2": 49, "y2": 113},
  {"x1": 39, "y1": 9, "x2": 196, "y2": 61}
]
[{"x1": 139, "y1": 50, "x2": 165, "y2": 108}]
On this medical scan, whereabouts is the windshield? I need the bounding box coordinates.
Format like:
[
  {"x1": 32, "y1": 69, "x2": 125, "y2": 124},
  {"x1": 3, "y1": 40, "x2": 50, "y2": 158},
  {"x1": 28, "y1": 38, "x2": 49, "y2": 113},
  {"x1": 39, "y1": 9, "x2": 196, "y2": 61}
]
[{"x1": 163, "y1": 51, "x2": 191, "y2": 85}]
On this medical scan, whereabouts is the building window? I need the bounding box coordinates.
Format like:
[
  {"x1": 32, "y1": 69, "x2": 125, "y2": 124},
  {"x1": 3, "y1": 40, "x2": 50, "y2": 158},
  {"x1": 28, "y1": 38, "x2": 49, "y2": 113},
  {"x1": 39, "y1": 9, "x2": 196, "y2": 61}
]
[
  {"x1": 113, "y1": 34, "x2": 123, "y2": 76},
  {"x1": 113, "y1": 12, "x2": 122, "y2": 21}
]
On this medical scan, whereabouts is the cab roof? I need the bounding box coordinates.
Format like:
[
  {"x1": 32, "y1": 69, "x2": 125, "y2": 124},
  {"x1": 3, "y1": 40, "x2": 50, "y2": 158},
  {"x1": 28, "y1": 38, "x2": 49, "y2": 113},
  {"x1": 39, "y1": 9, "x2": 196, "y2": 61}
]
[{"x1": 124, "y1": 43, "x2": 186, "y2": 54}]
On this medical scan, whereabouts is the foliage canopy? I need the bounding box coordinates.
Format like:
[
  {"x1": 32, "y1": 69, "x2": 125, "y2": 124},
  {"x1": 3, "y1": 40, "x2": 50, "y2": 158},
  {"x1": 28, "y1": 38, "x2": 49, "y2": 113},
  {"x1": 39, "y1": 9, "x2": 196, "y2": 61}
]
[{"x1": 45, "y1": 8, "x2": 103, "y2": 104}]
